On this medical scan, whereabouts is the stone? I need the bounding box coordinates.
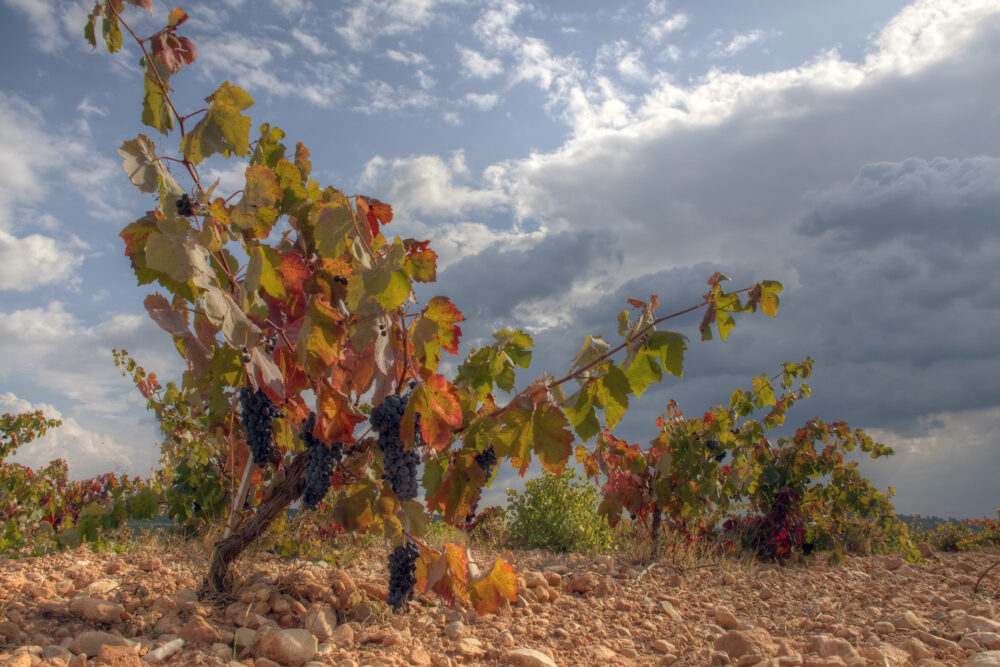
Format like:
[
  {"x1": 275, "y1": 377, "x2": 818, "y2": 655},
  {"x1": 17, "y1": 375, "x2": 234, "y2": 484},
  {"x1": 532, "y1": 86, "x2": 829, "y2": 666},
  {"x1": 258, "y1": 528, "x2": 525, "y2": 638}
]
[
  {"x1": 0, "y1": 621, "x2": 25, "y2": 643},
  {"x1": 96, "y1": 644, "x2": 142, "y2": 667},
  {"x1": 522, "y1": 571, "x2": 547, "y2": 588},
  {"x1": 873, "y1": 621, "x2": 896, "y2": 634},
  {"x1": 653, "y1": 639, "x2": 675, "y2": 654},
  {"x1": 409, "y1": 647, "x2": 432, "y2": 665},
  {"x1": 444, "y1": 621, "x2": 464, "y2": 640},
  {"x1": 505, "y1": 647, "x2": 558, "y2": 667},
  {"x1": 964, "y1": 652, "x2": 1000, "y2": 667},
  {"x1": 715, "y1": 628, "x2": 777, "y2": 660},
  {"x1": 918, "y1": 542, "x2": 934, "y2": 559},
  {"x1": 715, "y1": 607, "x2": 740, "y2": 630},
  {"x1": 302, "y1": 605, "x2": 338, "y2": 642},
  {"x1": 957, "y1": 617, "x2": 1000, "y2": 634},
  {"x1": 252, "y1": 626, "x2": 317, "y2": 667},
  {"x1": 803, "y1": 635, "x2": 859, "y2": 661},
  {"x1": 68, "y1": 631, "x2": 130, "y2": 657},
  {"x1": 68, "y1": 596, "x2": 125, "y2": 624},
  {"x1": 142, "y1": 638, "x2": 184, "y2": 664},
  {"x1": 901, "y1": 637, "x2": 933, "y2": 660},
  {"x1": 42, "y1": 645, "x2": 72, "y2": 662},
  {"x1": 566, "y1": 573, "x2": 599, "y2": 594},
  {"x1": 884, "y1": 557, "x2": 905, "y2": 571},
  {"x1": 137, "y1": 558, "x2": 162, "y2": 572},
  {"x1": 178, "y1": 615, "x2": 222, "y2": 645},
  {"x1": 86, "y1": 579, "x2": 120, "y2": 596},
  {"x1": 1, "y1": 654, "x2": 33, "y2": 667},
  {"x1": 544, "y1": 571, "x2": 562, "y2": 587},
  {"x1": 328, "y1": 623, "x2": 354, "y2": 648},
  {"x1": 659, "y1": 600, "x2": 683, "y2": 622},
  {"x1": 234, "y1": 627, "x2": 256, "y2": 649},
  {"x1": 887, "y1": 610, "x2": 928, "y2": 631}
]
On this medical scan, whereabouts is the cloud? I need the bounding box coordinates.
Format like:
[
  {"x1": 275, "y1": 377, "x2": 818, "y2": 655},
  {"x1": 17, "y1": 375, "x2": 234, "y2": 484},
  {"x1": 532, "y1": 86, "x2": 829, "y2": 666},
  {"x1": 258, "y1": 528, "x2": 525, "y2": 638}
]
[
  {"x1": 358, "y1": 80, "x2": 436, "y2": 113},
  {"x1": 195, "y1": 31, "x2": 358, "y2": 107},
  {"x1": 0, "y1": 230, "x2": 83, "y2": 291},
  {"x1": 1, "y1": 392, "x2": 144, "y2": 480},
  {"x1": 386, "y1": 49, "x2": 429, "y2": 67},
  {"x1": 4, "y1": 0, "x2": 68, "y2": 53},
  {"x1": 865, "y1": 407, "x2": 1000, "y2": 518},
  {"x1": 0, "y1": 301, "x2": 178, "y2": 479},
  {"x1": 358, "y1": 0, "x2": 1000, "y2": 516},
  {"x1": 462, "y1": 92, "x2": 500, "y2": 110},
  {"x1": 457, "y1": 45, "x2": 503, "y2": 79},
  {"x1": 77, "y1": 96, "x2": 108, "y2": 117},
  {"x1": 644, "y1": 12, "x2": 689, "y2": 44},
  {"x1": 711, "y1": 29, "x2": 767, "y2": 58},
  {"x1": 357, "y1": 152, "x2": 506, "y2": 217},
  {"x1": 336, "y1": 0, "x2": 451, "y2": 51},
  {"x1": 292, "y1": 28, "x2": 327, "y2": 55}
]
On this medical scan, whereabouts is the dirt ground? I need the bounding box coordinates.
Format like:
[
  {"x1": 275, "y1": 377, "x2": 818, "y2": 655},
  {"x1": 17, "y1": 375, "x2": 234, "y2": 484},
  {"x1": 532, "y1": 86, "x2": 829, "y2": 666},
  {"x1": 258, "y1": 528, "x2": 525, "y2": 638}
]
[{"x1": 1, "y1": 539, "x2": 999, "y2": 666}]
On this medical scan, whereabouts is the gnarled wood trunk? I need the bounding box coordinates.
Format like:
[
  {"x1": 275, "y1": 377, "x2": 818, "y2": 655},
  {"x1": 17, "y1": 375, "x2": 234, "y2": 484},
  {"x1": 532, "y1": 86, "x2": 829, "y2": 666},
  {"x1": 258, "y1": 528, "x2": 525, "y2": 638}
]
[{"x1": 205, "y1": 450, "x2": 309, "y2": 594}]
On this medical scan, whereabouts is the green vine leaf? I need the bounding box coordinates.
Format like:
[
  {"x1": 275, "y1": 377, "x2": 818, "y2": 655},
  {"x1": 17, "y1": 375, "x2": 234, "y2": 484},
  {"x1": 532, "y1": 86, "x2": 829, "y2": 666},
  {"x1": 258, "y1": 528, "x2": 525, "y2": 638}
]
[
  {"x1": 180, "y1": 81, "x2": 253, "y2": 165},
  {"x1": 141, "y1": 57, "x2": 174, "y2": 135}
]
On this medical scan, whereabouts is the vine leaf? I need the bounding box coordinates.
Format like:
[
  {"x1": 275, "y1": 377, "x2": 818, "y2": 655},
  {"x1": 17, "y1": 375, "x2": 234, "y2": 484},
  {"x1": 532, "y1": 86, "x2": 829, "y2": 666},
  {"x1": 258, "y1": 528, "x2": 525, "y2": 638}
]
[
  {"x1": 417, "y1": 543, "x2": 467, "y2": 605},
  {"x1": 403, "y1": 239, "x2": 437, "y2": 282},
  {"x1": 202, "y1": 286, "x2": 261, "y2": 350},
  {"x1": 141, "y1": 57, "x2": 174, "y2": 135},
  {"x1": 231, "y1": 165, "x2": 282, "y2": 238},
  {"x1": 411, "y1": 296, "x2": 465, "y2": 375},
  {"x1": 356, "y1": 196, "x2": 393, "y2": 239},
  {"x1": 144, "y1": 293, "x2": 211, "y2": 376},
  {"x1": 497, "y1": 397, "x2": 574, "y2": 475},
  {"x1": 150, "y1": 29, "x2": 196, "y2": 73},
  {"x1": 118, "y1": 135, "x2": 179, "y2": 195},
  {"x1": 468, "y1": 557, "x2": 518, "y2": 615},
  {"x1": 402, "y1": 375, "x2": 462, "y2": 452},
  {"x1": 311, "y1": 200, "x2": 355, "y2": 259},
  {"x1": 180, "y1": 81, "x2": 253, "y2": 165}
]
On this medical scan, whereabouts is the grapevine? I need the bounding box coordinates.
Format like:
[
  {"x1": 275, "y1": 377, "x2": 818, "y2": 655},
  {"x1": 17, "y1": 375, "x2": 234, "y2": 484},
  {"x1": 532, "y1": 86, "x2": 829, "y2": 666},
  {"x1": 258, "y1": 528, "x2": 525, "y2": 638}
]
[{"x1": 87, "y1": 0, "x2": 783, "y2": 611}]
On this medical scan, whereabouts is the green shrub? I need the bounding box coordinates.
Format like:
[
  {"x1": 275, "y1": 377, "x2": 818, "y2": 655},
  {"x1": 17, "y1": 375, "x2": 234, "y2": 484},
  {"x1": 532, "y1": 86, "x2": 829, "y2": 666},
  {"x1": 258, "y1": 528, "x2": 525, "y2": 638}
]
[{"x1": 504, "y1": 468, "x2": 613, "y2": 554}]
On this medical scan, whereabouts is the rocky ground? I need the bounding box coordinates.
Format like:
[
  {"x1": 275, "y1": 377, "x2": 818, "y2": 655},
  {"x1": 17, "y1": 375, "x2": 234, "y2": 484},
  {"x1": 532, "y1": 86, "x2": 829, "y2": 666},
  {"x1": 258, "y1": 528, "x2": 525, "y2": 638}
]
[{"x1": 0, "y1": 539, "x2": 999, "y2": 667}]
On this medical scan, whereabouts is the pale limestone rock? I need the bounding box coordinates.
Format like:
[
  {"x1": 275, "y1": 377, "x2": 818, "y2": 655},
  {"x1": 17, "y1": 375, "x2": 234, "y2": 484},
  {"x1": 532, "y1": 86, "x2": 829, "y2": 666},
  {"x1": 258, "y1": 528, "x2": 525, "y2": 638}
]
[
  {"x1": 505, "y1": 648, "x2": 558, "y2": 667},
  {"x1": 522, "y1": 571, "x2": 547, "y2": 588},
  {"x1": 252, "y1": 626, "x2": 317, "y2": 667},
  {"x1": 957, "y1": 616, "x2": 1000, "y2": 634},
  {"x1": 68, "y1": 631, "x2": 130, "y2": 657},
  {"x1": 68, "y1": 596, "x2": 125, "y2": 624},
  {"x1": 963, "y1": 652, "x2": 1000, "y2": 667},
  {"x1": 444, "y1": 620, "x2": 464, "y2": 640},
  {"x1": 327, "y1": 623, "x2": 354, "y2": 648},
  {"x1": 302, "y1": 605, "x2": 337, "y2": 642},
  {"x1": 887, "y1": 610, "x2": 928, "y2": 631},
  {"x1": 142, "y1": 638, "x2": 184, "y2": 664}
]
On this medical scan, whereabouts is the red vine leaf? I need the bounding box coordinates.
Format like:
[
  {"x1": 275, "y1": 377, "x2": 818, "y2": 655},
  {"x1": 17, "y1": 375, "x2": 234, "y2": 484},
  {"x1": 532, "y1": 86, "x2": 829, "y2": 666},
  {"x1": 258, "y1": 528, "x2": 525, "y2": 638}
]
[
  {"x1": 356, "y1": 196, "x2": 393, "y2": 239},
  {"x1": 150, "y1": 31, "x2": 196, "y2": 74},
  {"x1": 402, "y1": 375, "x2": 462, "y2": 452}
]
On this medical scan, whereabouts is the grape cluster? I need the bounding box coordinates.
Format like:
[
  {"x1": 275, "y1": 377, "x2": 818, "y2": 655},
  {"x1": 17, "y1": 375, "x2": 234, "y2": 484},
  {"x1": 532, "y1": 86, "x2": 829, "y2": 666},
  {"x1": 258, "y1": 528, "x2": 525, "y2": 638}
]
[
  {"x1": 464, "y1": 444, "x2": 497, "y2": 526},
  {"x1": 370, "y1": 395, "x2": 420, "y2": 501},
  {"x1": 705, "y1": 438, "x2": 726, "y2": 463},
  {"x1": 176, "y1": 193, "x2": 195, "y2": 216},
  {"x1": 239, "y1": 386, "x2": 279, "y2": 467},
  {"x1": 330, "y1": 275, "x2": 349, "y2": 286},
  {"x1": 300, "y1": 412, "x2": 343, "y2": 510},
  {"x1": 386, "y1": 541, "x2": 419, "y2": 613}
]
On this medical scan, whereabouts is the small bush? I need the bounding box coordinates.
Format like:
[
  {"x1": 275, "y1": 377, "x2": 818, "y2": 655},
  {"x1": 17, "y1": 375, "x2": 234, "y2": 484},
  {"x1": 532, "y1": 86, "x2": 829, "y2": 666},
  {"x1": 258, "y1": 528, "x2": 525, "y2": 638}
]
[{"x1": 504, "y1": 468, "x2": 613, "y2": 554}]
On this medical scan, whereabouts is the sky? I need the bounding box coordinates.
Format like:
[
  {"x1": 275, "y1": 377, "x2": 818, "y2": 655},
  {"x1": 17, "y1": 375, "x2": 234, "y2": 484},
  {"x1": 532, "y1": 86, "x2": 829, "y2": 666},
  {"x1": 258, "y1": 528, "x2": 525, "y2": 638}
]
[{"x1": 0, "y1": 0, "x2": 998, "y2": 520}]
